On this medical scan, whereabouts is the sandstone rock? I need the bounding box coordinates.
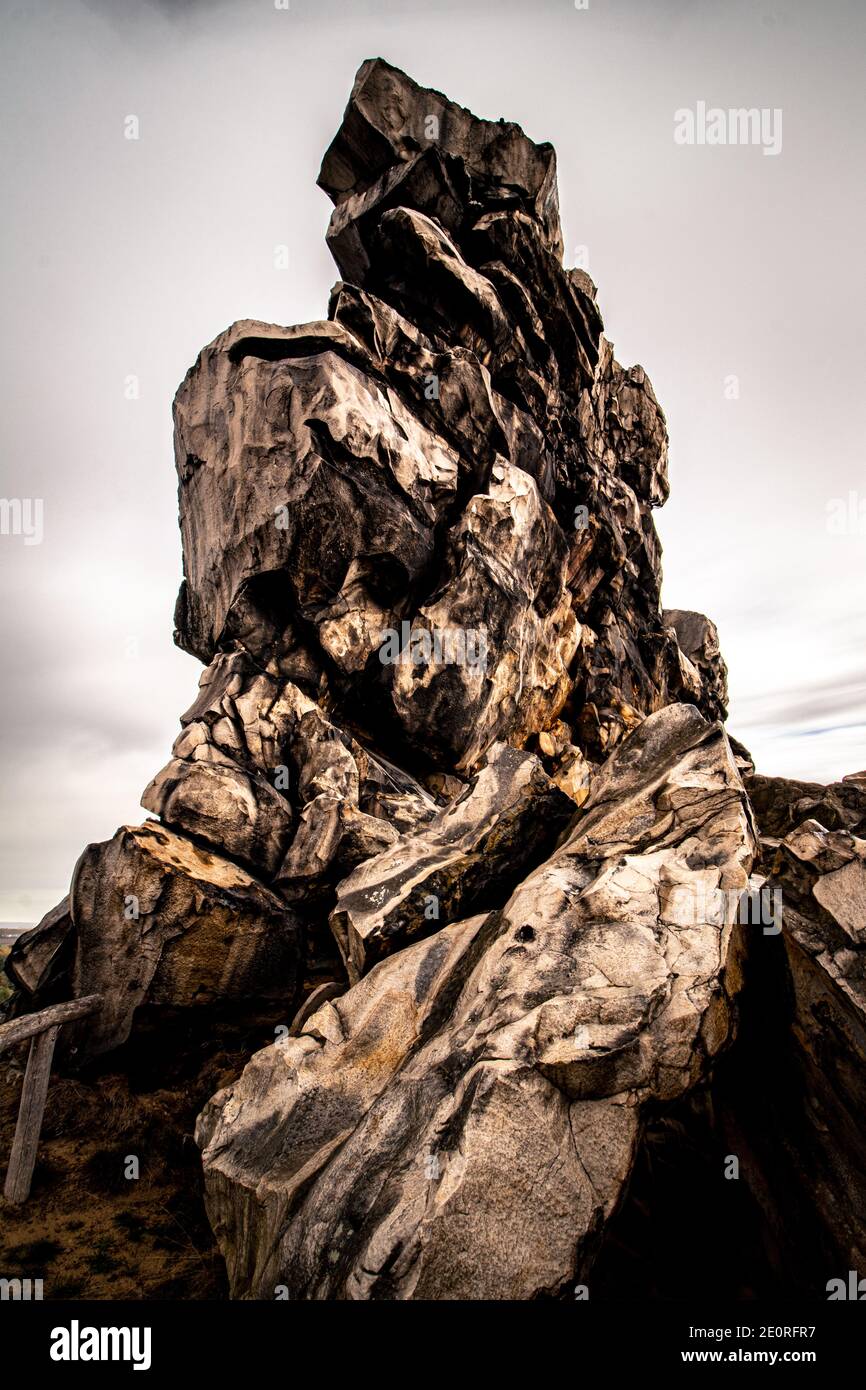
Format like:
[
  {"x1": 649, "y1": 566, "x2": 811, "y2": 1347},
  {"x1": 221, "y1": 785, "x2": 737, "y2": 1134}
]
[
  {"x1": 663, "y1": 609, "x2": 728, "y2": 722},
  {"x1": 173, "y1": 326, "x2": 459, "y2": 673},
  {"x1": 552, "y1": 749, "x2": 593, "y2": 806},
  {"x1": 288, "y1": 980, "x2": 347, "y2": 1037},
  {"x1": 720, "y1": 789, "x2": 866, "y2": 1282},
  {"x1": 774, "y1": 817, "x2": 866, "y2": 1269},
  {"x1": 168, "y1": 58, "x2": 725, "y2": 785},
  {"x1": 143, "y1": 650, "x2": 436, "y2": 892},
  {"x1": 65, "y1": 823, "x2": 301, "y2": 1061},
  {"x1": 197, "y1": 704, "x2": 756, "y2": 1299},
  {"x1": 143, "y1": 759, "x2": 294, "y2": 881},
  {"x1": 329, "y1": 742, "x2": 576, "y2": 981},
  {"x1": 775, "y1": 818, "x2": 866, "y2": 986},
  {"x1": 3, "y1": 896, "x2": 74, "y2": 1005},
  {"x1": 726, "y1": 733, "x2": 756, "y2": 778},
  {"x1": 746, "y1": 770, "x2": 866, "y2": 839},
  {"x1": 14, "y1": 57, "x2": 845, "y2": 1307},
  {"x1": 318, "y1": 58, "x2": 565, "y2": 258},
  {"x1": 389, "y1": 462, "x2": 580, "y2": 771}
]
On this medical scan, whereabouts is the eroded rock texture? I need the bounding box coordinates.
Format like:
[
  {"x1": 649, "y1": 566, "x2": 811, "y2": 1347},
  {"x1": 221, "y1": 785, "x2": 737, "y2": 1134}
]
[
  {"x1": 68, "y1": 824, "x2": 301, "y2": 1061},
  {"x1": 172, "y1": 58, "x2": 726, "y2": 776},
  {"x1": 198, "y1": 705, "x2": 756, "y2": 1299},
  {"x1": 330, "y1": 742, "x2": 576, "y2": 981},
  {"x1": 5, "y1": 58, "x2": 861, "y2": 1302}
]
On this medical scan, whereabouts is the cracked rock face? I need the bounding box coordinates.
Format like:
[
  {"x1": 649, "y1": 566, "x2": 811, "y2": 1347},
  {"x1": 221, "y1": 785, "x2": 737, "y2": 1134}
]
[
  {"x1": 141, "y1": 649, "x2": 437, "y2": 895},
  {"x1": 772, "y1": 821, "x2": 866, "y2": 1268},
  {"x1": 4, "y1": 57, "x2": 733, "y2": 1050},
  {"x1": 4, "y1": 896, "x2": 73, "y2": 1003},
  {"x1": 746, "y1": 770, "x2": 866, "y2": 841},
  {"x1": 197, "y1": 704, "x2": 756, "y2": 1300}
]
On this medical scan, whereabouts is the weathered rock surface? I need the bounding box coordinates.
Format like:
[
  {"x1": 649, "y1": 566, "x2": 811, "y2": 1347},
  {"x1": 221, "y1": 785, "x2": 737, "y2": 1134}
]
[
  {"x1": 746, "y1": 770, "x2": 866, "y2": 840},
  {"x1": 769, "y1": 815, "x2": 866, "y2": 1266},
  {"x1": 197, "y1": 704, "x2": 756, "y2": 1299},
  {"x1": 141, "y1": 649, "x2": 437, "y2": 895},
  {"x1": 3, "y1": 896, "x2": 73, "y2": 1007},
  {"x1": 171, "y1": 57, "x2": 727, "y2": 778},
  {"x1": 318, "y1": 57, "x2": 565, "y2": 260},
  {"x1": 330, "y1": 742, "x2": 576, "y2": 981},
  {"x1": 663, "y1": 608, "x2": 728, "y2": 723},
  {"x1": 65, "y1": 823, "x2": 301, "y2": 1061},
  {"x1": 701, "y1": 781, "x2": 866, "y2": 1290}
]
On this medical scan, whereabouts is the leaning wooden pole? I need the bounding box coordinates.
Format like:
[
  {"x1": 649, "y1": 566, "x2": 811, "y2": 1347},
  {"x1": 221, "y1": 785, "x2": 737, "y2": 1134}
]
[
  {"x1": 4, "y1": 1025, "x2": 60, "y2": 1203},
  {"x1": 0, "y1": 994, "x2": 102, "y2": 1204}
]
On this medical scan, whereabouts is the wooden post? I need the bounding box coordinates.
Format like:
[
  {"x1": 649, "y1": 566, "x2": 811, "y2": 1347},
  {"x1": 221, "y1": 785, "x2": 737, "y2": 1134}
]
[
  {"x1": 0, "y1": 993, "x2": 102, "y2": 1205},
  {"x1": 4, "y1": 1026, "x2": 59, "y2": 1204}
]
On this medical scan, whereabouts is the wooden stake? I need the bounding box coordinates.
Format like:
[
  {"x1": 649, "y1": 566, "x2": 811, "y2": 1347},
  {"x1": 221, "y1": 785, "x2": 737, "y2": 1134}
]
[{"x1": 4, "y1": 1025, "x2": 59, "y2": 1204}]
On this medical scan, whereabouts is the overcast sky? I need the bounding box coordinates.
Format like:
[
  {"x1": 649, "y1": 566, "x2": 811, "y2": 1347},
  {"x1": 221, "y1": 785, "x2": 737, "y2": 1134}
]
[{"x1": 1, "y1": 0, "x2": 863, "y2": 923}]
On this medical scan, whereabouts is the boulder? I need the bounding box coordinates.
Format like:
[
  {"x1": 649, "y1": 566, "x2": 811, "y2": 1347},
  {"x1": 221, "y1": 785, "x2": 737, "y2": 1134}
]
[
  {"x1": 66, "y1": 823, "x2": 301, "y2": 1061},
  {"x1": 197, "y1": 704, "x2": 756, "y2": 1299},
  {"x1": 3, "y1": 896, "x2": 74, "y2": 1005}
]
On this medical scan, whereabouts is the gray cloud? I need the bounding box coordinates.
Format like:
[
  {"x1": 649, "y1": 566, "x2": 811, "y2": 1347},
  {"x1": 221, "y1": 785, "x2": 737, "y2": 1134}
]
[{"x1": 733, "y1": 676, "x2": 866, "y2": 730}]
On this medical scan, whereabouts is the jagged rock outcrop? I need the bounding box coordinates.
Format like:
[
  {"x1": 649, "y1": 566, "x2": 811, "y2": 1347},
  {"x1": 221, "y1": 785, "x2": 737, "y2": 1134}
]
[
  {"x1": 141, "y1": 649, "x2": 437, "y2": 893},
  {"x1": 4, "y1": 896, "x2": 73, "y2": 1004},
  {"x1": 5, "y1": 57, "x2": 859, "y2": 1304},
  {"x1": 8, "y1": 59, "x2": 728, "y2": 1033},
  {"x1": 317, "y1": 57, "x2": 564, "y2": 259},
  {"x1": 746, "y1": 770, "x2": 866, "y2": 841},
  {"x1": 662, "y1": 609, "x2": 728, "y2": 722},
  {"x1": 197, "y1": 705, "x2": 756, "y2": 1299},
  {"x1": 171, "y1": 58, "x2": 727, "y2": 780}
]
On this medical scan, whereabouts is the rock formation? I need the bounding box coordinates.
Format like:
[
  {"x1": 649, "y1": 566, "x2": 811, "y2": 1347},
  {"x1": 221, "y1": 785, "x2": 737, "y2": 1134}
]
[
  {"x1": 728, "y1": 772, "x2": 866, "y2": 1282},
  {"x1": 198, "y1": 705, "x2": 757, "y2": 1299},
  {"x1": 4, "y1": 58, "x2": 864, "y2": 1302}
]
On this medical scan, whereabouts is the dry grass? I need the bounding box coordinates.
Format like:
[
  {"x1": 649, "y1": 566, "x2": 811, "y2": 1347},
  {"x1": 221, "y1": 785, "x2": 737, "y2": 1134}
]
[{"x1": 0, "y1": 1002, "x2": 288, "y2": 1300}]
